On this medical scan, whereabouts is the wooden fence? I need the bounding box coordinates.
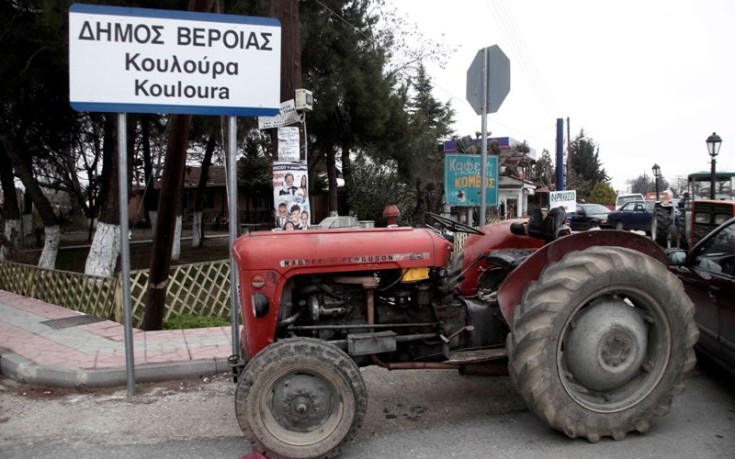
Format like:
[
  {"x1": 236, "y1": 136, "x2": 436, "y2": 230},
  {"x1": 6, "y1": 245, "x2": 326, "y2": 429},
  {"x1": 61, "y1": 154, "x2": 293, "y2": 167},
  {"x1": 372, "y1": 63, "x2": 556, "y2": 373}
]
[
  {"x1": 0, "y1": 259, "x2": 232, "y2": 328},
  {"x1": 0, "y1": 222, "x2": 493, "y2": 326}
]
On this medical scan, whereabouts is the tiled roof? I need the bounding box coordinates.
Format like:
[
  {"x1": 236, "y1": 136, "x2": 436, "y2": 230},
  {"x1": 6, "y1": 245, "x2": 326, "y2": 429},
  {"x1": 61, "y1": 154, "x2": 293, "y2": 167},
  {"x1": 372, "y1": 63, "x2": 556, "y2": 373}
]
[{"x1": 183, "y1": 165, "x2": 227, "y2": 188}]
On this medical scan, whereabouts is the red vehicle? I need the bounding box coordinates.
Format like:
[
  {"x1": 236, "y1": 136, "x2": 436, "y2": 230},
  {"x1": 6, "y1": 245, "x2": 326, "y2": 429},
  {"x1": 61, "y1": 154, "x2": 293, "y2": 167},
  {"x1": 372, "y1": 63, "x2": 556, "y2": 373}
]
[
  {"x1": 668, "y1": 217, "x2": 735, "y2": 375},
  {"x1": 231, "y1": 210, "x2": 697, "y2": 459}
]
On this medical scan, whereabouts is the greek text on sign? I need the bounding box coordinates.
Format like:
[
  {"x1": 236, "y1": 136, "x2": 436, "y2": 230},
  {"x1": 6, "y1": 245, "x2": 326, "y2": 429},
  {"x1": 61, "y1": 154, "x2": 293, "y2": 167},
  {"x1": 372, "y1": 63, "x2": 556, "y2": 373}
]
[
  {"x1": 258, "y1": 99, "x2": 304, "y2": 130},
  {"x1": 69, "y1": 4, "x2": 281, "y2": 116},
  {"x1": 444, "y1": 153, "x2": 498, "y2": 207},
  {"x1": 549, "y1": 190, "x2": 577, "y2": 213}
]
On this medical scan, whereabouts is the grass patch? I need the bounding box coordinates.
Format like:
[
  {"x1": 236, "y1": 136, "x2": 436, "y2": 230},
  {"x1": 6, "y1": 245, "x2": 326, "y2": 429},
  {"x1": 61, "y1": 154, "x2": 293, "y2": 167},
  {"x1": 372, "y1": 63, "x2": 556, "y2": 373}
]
[{"x1": 163, "y1": 314, "x2": 230, "y2": 330}]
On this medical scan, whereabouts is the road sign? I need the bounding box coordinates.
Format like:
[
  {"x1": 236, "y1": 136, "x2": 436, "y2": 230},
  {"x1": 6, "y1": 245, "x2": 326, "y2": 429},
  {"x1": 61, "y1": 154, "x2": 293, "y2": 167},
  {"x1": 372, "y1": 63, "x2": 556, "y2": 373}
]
[
  {"x1": 444, "y1": 154, "x2": 499, "y2": 207},
  {"x1": 466, "y1": 45, "x2": 510, "y2": 115},
  {"x1": 69, "y1": 4, "x2": 281, "y2": 116},
  {"x1": 258, "y1": 99, "x2": 304, "y2": 129},
  {"x1": 549, "y1": 190, "x2": 577, "y2": 213}
]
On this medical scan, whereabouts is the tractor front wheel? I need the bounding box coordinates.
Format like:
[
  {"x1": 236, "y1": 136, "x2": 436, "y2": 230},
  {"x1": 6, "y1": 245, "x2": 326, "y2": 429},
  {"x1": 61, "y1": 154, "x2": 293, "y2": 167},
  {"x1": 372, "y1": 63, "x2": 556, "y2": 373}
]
[
  {"x1": 235, "y1": 338, "x2": 367, "y2": 459},
  {"x1": 507, "y1": 246, "x2": 698, "y2": 442}
]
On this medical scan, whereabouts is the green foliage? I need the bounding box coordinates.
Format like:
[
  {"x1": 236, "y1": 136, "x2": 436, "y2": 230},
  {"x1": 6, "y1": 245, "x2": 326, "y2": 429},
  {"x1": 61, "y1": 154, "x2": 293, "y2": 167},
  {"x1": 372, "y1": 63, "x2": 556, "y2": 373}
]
[
  {"x1": 163, "y1": 314, "x2": 229, "y2": 330},
  {"x1": 347, "y1": 156, "x2": 416, "y2": 226},
  {"x1": 567, "y1": 130, "x2": 609, "y2": 201},
  {"x1": 587, "y1": 181, "x2": 617, "y2": 205},
  {"x1": 530, "y1": 149, "x2": 554, "y2": 188}
]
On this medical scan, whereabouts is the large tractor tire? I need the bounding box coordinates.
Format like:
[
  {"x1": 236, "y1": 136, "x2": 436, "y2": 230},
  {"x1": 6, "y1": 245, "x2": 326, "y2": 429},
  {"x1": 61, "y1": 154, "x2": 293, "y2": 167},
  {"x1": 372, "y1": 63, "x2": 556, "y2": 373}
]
[
  {"x1": 235, "y1": 338, "x2": 367, "y2": 459},
  {"x1": 507, "y1": 246, "x2": 698, "y2": 442}
]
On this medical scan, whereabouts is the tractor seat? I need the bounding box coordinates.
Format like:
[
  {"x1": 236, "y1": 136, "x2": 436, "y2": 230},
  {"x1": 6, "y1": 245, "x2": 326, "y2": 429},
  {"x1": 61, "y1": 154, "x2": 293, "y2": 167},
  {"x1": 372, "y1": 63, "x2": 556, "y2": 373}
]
[{"x1": 510, "y1": 207, "x2": 568, "y2": 243}]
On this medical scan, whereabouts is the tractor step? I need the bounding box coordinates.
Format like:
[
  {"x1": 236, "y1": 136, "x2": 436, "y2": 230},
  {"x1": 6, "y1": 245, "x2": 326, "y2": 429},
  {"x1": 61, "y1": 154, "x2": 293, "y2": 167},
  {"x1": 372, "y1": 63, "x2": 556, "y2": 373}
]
[{"x1": 446, "y1": 347, "x2": 507, "y2": 364}]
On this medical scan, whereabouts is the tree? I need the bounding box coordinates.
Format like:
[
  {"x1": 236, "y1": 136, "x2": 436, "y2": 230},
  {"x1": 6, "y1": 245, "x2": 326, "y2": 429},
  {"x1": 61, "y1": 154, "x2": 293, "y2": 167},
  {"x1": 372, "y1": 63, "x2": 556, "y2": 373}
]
[
  {"x1": 587, "y1": 181, "x2": 616, "y2": 205},
  {"x1": 668, "y1": 175, "x2": 688, "y2": 197},
  {"x1": 401, "y1": 64, "x2": 454, "y2": 223},
  {"x1": 348, "y1": 156, "x2": 415, "y2": 226},
  {"x1": 530, "y1": 149, "x2": 554, "y2": 189},
  {"x1": 627, "y1": 173, "x2": 669, "y2": 196},
  {"x1": 83, "y1": 114, "x2": 121, "y2": 278},
  {"x1": 142, "y1": 0, "x2": 211, "y2": 331},
  {"x1": 0, "y1": 0, "x2": 77, "y2": 267},
  {"x1": 568, "y1": 130, "x2": 609, "y2": 201}
]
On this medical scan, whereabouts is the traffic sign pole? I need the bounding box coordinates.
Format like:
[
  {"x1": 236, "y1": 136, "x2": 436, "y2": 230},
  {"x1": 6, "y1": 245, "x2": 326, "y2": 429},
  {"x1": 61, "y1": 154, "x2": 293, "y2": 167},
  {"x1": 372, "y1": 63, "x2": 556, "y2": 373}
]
[
  {"x1": 466, "y1": 45, "x2": 510, "y2": 226},
  {"x1": 480, "y1": 47, "x2": 488, "y2": 226}
]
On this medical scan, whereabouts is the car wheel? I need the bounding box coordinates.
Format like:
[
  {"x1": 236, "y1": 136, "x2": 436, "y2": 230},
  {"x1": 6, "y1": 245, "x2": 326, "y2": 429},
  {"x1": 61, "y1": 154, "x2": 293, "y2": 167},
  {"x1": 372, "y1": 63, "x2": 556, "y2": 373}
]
[
  {"x1": 615, "y1": 221, "x2": 624, "y2": 231},
  {"x1": 507, "y1": 246, "x2": 698, "y2": 442}
]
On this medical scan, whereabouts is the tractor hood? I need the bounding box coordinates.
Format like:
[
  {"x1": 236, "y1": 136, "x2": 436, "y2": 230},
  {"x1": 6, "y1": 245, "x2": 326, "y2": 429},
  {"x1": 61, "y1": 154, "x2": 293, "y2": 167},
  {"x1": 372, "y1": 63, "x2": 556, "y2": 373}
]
[{"x1": 233, "y1": 226, "x2": 452, "y2": 273}]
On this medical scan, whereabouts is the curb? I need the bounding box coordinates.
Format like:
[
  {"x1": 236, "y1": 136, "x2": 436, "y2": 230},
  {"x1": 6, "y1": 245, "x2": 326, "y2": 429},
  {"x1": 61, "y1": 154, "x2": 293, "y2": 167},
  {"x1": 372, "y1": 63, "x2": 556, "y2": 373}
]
[{"x1": 0, "y1": 347, "x2": 232, "y2": 388}]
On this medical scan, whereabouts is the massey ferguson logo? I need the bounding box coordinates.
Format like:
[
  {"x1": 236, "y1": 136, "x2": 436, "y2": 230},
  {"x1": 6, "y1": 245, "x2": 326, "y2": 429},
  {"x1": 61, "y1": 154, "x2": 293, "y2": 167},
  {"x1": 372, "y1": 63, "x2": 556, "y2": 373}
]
[{"x1": 279, "y1": 252, "x2": 429, "y2": 268}]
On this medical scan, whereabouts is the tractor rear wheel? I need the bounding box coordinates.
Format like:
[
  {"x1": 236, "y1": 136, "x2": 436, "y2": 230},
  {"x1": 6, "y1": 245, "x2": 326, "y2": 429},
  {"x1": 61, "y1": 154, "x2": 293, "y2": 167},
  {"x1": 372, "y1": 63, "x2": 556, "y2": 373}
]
[
  {"x1": 235, "y1": 338, "x2": 367, "y2": 459},
  {"x1": 507, "y1": 246, "x2": 698, "y2": 442}
]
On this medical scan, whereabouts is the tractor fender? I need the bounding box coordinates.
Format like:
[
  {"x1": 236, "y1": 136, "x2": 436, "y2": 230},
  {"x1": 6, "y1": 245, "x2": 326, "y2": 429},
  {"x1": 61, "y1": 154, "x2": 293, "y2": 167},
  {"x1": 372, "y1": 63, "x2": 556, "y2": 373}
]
[{"x1": 497, "y1": 230, "x2": 667, "y2": 324}]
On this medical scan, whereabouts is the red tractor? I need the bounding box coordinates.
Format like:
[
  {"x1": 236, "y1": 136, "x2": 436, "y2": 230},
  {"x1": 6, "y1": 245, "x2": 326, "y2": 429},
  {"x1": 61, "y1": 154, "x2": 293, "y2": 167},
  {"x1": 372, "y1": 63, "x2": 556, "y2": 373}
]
[{"x1": 231, "y1": 209, "x2": 698, "y2": 459}]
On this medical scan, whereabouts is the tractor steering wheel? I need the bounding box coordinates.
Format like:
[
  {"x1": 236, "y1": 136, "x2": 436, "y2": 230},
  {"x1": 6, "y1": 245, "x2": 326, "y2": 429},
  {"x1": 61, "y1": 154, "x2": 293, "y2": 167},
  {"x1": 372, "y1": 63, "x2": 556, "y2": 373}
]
[{"x1": 426, "y1": 212, "x2": 485, "y2": 235}]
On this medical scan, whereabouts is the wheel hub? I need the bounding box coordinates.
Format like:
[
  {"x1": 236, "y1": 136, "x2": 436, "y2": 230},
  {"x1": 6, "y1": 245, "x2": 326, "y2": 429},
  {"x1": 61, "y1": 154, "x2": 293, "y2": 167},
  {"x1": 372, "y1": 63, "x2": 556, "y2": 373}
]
[
  {"x1": 564, "y1": 298, "x2": 648, "y2": 392},
  {"x1": 271, "y1": 373, "x2": 334, "y2": 433}
]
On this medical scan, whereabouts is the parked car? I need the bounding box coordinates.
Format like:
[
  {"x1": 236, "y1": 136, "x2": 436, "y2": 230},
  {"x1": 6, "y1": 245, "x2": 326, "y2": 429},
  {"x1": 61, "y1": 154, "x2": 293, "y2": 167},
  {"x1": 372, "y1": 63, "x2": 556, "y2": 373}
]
[
  {"x1": 607, "y1": 200, "x2": 654, "y2": 235},
  {"x1": 615, "y1": 193, "x2": 645, "y2": 210},
  {"x1": 567, "y1": 203, "x2": 611, "y2": 231},
  {"x1": 667, "y1": 217, "x2": 735, "y2": 375}
]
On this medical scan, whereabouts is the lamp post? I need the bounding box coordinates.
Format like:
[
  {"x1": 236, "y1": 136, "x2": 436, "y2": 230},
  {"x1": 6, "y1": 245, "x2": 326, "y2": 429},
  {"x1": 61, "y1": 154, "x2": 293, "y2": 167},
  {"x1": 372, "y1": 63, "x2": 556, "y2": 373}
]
[
  {"x1": 652, "y1": 163, "x2": 661, "y2": 201},
  {"x1": 706, "y1": 132, "x2": 722, "y2": 200}
]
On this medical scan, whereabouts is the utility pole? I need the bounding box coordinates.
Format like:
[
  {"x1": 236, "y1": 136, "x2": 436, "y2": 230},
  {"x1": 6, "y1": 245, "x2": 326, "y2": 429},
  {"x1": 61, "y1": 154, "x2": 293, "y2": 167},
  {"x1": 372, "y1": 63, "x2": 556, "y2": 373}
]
[
  {"x1": 269, "y1": 0, "x2": 304, "y2": 159},
  {"x1": 142, "y1": 0, "x2": 210, "y2": 330}
]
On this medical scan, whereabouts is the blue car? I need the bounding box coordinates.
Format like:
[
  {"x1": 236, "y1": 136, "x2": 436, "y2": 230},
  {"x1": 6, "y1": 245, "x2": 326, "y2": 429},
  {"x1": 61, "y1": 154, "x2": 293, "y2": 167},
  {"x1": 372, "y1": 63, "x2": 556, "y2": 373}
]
[{"x1": 607, "y1": 200, "x2": 654, "y2": 235}]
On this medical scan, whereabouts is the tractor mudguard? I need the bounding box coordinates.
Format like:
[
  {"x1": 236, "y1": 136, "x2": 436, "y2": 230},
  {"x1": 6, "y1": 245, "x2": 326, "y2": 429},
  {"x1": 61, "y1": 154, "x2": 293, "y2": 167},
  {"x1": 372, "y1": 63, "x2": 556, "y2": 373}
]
[{"x1": 496, "y1": 230, "x2": 667, "y2": 323}]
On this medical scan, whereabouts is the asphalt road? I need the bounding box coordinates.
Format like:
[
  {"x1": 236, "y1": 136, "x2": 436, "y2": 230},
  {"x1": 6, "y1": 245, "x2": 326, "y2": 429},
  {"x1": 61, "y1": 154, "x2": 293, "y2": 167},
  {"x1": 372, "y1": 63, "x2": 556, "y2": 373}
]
[{"x1": 1, "y1": 362, "x2": 733, "y2": 459}]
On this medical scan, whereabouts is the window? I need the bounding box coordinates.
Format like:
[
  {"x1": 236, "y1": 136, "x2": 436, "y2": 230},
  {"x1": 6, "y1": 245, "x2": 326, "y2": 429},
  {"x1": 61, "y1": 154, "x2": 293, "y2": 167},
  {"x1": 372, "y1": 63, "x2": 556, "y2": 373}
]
[{"x1": 695, "y1": 222, "x2": 735, "y2": 275}]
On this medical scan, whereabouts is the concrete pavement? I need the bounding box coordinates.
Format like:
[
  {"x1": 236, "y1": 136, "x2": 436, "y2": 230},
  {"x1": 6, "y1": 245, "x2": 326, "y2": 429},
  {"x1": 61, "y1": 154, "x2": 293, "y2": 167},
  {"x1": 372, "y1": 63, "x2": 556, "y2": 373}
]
[{"x1": 0, "y1": 290, "x2": 234, "y2": 388}]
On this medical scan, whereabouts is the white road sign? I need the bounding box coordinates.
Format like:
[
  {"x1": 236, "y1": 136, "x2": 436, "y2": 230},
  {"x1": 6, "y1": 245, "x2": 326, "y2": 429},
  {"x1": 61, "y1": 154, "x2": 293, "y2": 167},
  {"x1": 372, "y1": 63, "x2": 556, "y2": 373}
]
[
  {"x1": 549, "y1": 190, "x2": 577, "y2": 213},
  {"x1": 258, "y1": 99, "x2": 303, "y2": 129},
  {"x1": 69, "y1": 4, "x2": 281, "y2": 115}
]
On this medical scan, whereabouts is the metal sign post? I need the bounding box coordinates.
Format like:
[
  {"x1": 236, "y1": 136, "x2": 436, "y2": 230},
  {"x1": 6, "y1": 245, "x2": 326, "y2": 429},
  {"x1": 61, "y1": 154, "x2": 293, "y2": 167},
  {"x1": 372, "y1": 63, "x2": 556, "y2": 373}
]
[
  {"x1": 480, "y1": 47, "x2": 488, "y2": 225},
  {"x1": 117, "y1": 113, "x2": 136, "y2": 395},
  {"x1": 68, "y1": 4, "x2": 281, "y2": 395},
  {"x1": 226, "y1": 116, "x2": 240, "y2": 357},
  {"x1": 466, "y1": 45, "x2": 510, "y2": 225}
]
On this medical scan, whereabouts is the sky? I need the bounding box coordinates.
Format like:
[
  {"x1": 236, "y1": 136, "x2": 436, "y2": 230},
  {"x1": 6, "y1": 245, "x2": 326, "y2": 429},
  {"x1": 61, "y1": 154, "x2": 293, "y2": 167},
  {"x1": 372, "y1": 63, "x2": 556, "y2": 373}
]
[{"x1": 389, "y1": 0, "x2": 735, "y2": 193}]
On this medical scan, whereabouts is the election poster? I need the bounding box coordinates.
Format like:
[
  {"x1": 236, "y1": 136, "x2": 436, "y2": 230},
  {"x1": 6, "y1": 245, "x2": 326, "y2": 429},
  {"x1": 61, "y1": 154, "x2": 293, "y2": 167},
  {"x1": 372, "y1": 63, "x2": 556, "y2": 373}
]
[{"x1": 273, "y1": 161, "x2": 310, "y2": 230}]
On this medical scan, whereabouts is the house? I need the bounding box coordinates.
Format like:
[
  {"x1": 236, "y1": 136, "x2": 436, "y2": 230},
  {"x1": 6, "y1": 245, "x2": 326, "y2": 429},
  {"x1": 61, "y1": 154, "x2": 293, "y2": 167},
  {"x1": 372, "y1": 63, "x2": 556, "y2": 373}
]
[{"x1": 128, "y1": 166, "x2": 272, "y2": 227}]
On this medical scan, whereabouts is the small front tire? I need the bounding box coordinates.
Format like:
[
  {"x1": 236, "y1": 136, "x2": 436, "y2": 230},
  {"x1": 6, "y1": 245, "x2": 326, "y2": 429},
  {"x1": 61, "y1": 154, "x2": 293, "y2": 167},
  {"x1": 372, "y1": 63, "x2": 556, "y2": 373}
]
[{"x1": 235, "y1": 338, "x2": 367, "y2": 459}]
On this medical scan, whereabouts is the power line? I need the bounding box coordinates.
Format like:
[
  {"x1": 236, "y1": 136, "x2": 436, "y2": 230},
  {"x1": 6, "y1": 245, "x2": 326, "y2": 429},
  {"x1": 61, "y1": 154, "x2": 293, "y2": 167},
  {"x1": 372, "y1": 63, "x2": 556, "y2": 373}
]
[{"x1": 483, "y1": 0, "x2": 558, "y2": 116}]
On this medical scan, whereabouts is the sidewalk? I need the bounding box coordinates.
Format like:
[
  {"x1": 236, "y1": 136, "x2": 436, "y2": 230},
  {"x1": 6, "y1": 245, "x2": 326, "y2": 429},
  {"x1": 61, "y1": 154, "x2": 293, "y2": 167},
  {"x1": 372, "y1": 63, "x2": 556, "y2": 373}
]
[{"x1": 0, "y1": 290, "x2": 235, "y2": 388}]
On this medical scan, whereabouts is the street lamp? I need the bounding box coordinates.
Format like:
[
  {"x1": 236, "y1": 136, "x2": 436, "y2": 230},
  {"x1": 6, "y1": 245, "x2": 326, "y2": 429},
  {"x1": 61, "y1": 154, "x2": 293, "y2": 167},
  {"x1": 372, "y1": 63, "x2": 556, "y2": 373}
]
[
  {"x1": 706, "y1": 132, "x2": 722, "y2": 199},
  {"x1": 652, "y1": 163, "x2": 661, "y2": 201}
]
